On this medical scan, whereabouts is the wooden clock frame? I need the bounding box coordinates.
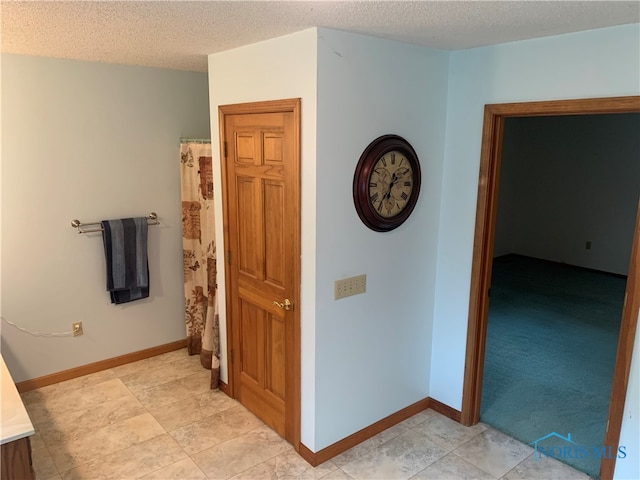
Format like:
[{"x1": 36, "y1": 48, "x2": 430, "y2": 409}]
[{"x1": 353, "y1": 134, "x2": 421, "y2": 232}]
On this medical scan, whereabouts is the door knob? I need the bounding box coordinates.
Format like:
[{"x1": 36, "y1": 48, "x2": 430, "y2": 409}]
[{"x1": 273, "y1": 298, "x2": 292, "y2": 311}]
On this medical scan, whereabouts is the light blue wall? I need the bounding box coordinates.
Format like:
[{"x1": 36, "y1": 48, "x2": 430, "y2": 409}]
[
  {"x1": 431, "y1": 24, "x2": 640, "y2": 480},
  {"x1": 315, "y1": 28, "x2": 449, "y2": 450},
  {"x1": 1, "y1": 55, "x2": 210, "y2": 381}
]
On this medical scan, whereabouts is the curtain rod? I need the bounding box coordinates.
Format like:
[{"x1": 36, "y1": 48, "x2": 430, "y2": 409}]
[{"x1": 180, "y1": 138, "x2": 211, "y2": 144}]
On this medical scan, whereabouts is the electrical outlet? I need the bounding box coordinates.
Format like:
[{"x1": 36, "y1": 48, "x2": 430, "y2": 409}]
[
  {"x1": 72, "y1": 321, "x2": 83, "y2": 336},
  {"x1": 334, "y1": 274, "x2": 366, "y2": 300},
  {"x1": 585, "y1": 241, "x2": 592, "y2": 250}
]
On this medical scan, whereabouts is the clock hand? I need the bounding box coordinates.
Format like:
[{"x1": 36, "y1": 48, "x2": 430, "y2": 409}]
[
  {"x1": 384, "y1": 173, "x2": 399, "y2": 200},
  {"x1": 386, "y1": 173, "x2": 397, "y2": 197}
]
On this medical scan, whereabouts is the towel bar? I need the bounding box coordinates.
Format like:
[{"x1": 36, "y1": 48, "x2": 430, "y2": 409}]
[{"x1": 71, "y1": 213, "x2": 159, "y2": 234}]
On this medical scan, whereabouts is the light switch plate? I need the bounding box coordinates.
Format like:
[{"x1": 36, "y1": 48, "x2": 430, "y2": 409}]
[{"x1": 334, "y1": 274, "x2": 366, "y2": 300}]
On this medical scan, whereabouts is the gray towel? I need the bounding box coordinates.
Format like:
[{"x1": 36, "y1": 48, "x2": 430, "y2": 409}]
[{"x1": 101, "y1": 217, "x2": 149, "y2": 304}]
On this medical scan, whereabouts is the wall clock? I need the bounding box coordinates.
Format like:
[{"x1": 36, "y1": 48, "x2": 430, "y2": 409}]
[{"x1": 353, "y1": 134, "x2": 421, "y2": 232}]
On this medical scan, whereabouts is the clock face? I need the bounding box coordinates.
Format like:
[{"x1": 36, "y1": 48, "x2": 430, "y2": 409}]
[
  {"x1": 368, "y1": 150, "x2": 414, "y2": 218},
  {"x1": 353, "y1": 135, "x2": 421, "y2": 232}
]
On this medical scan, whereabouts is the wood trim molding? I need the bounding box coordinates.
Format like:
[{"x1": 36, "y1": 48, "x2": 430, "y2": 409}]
[
  {"x1": 601, "y1": 199, "x2": 640, "y2": 480},
  {"x1": 218, "y1": 98, "x2": 302, "y2": 116},
  {"x1": 480, "y1": 96, "x2": 640, "y2": 117},
  {"x1": 217, "y1": 104, "x2": 234, "y2": 399},
  {"x1": 297, "y1": 443, "x2": 319, "y2": 467},
  {"x1": 298, "y1": 398, "x2": 429, "y2": 466},
  {"x1": 461, "y1": 104, "x2": 504, "y2": 426},
  {"x1": 428, "y1": 397, "x2": 462, "y2": 423},
  {"x1": 218, "y1": 380, "x2": 231, "y2": 397},
  {"x1": 16, "y1": 339, "x2": 187, "y2": 392},
  {"x1": 299, "y1": 397, "x2": 461, "y2": 466}
]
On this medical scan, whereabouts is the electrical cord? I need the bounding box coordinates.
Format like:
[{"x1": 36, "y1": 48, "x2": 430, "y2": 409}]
[{"x1": 1, "y1": 315, "x2": 75, "y2": 337}]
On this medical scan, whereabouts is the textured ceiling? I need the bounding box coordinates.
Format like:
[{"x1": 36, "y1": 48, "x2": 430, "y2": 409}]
[{"x1": 2, "y1": 1, "x2": 639, "y2": 72}]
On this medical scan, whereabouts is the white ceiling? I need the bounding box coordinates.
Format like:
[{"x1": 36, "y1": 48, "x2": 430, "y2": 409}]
[{"x1": 2, "y1": 1, "x2": 639, "y2": 73}]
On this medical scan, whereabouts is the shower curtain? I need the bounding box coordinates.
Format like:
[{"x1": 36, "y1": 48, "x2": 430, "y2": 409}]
[{"x1": 180, "y1": 140, "x2": 219, "y2": 389}]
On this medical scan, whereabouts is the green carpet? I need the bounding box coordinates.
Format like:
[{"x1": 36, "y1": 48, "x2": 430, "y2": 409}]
[{"x1": 480, "y1": 255, "x2": 626, "y2": 478}]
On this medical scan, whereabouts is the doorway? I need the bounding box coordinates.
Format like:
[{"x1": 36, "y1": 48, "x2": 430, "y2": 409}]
[
  {"x1": 461, "y1": 96, "x2": 640, "y2": 480},
  {"x1": 484, "y1": 113, "x2": 639, "y2": 477},
  {"x1": 218, "y1": 99, "x2": 301, "y2": 449}
]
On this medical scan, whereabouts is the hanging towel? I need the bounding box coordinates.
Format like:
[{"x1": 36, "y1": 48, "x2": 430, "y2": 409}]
[{"x1": 101, "y1": 217, "x2": 149, "y2": 304}]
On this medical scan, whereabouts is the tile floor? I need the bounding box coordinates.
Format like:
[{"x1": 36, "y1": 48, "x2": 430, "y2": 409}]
[{"x1": 21, "y1": 349, "x2": 592, "y2": 479}]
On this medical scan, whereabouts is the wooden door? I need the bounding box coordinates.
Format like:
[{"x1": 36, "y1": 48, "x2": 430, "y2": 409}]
[{"x1": 219, "y1": 99, "x2": 300, "y2": 448}]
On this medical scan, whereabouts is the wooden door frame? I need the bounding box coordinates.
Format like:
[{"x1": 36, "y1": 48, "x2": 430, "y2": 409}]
[
  {"x1": 218, "y1": 98, "x2": 302, "y2": 450},
  {"x1": 461, "y1": 96, "x2": 640, "y2": 480}
]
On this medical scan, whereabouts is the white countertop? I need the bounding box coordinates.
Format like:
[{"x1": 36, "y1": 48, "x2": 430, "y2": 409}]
[{"x1": 1, "y1": 355, "x2": 35, "y2": 445}]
